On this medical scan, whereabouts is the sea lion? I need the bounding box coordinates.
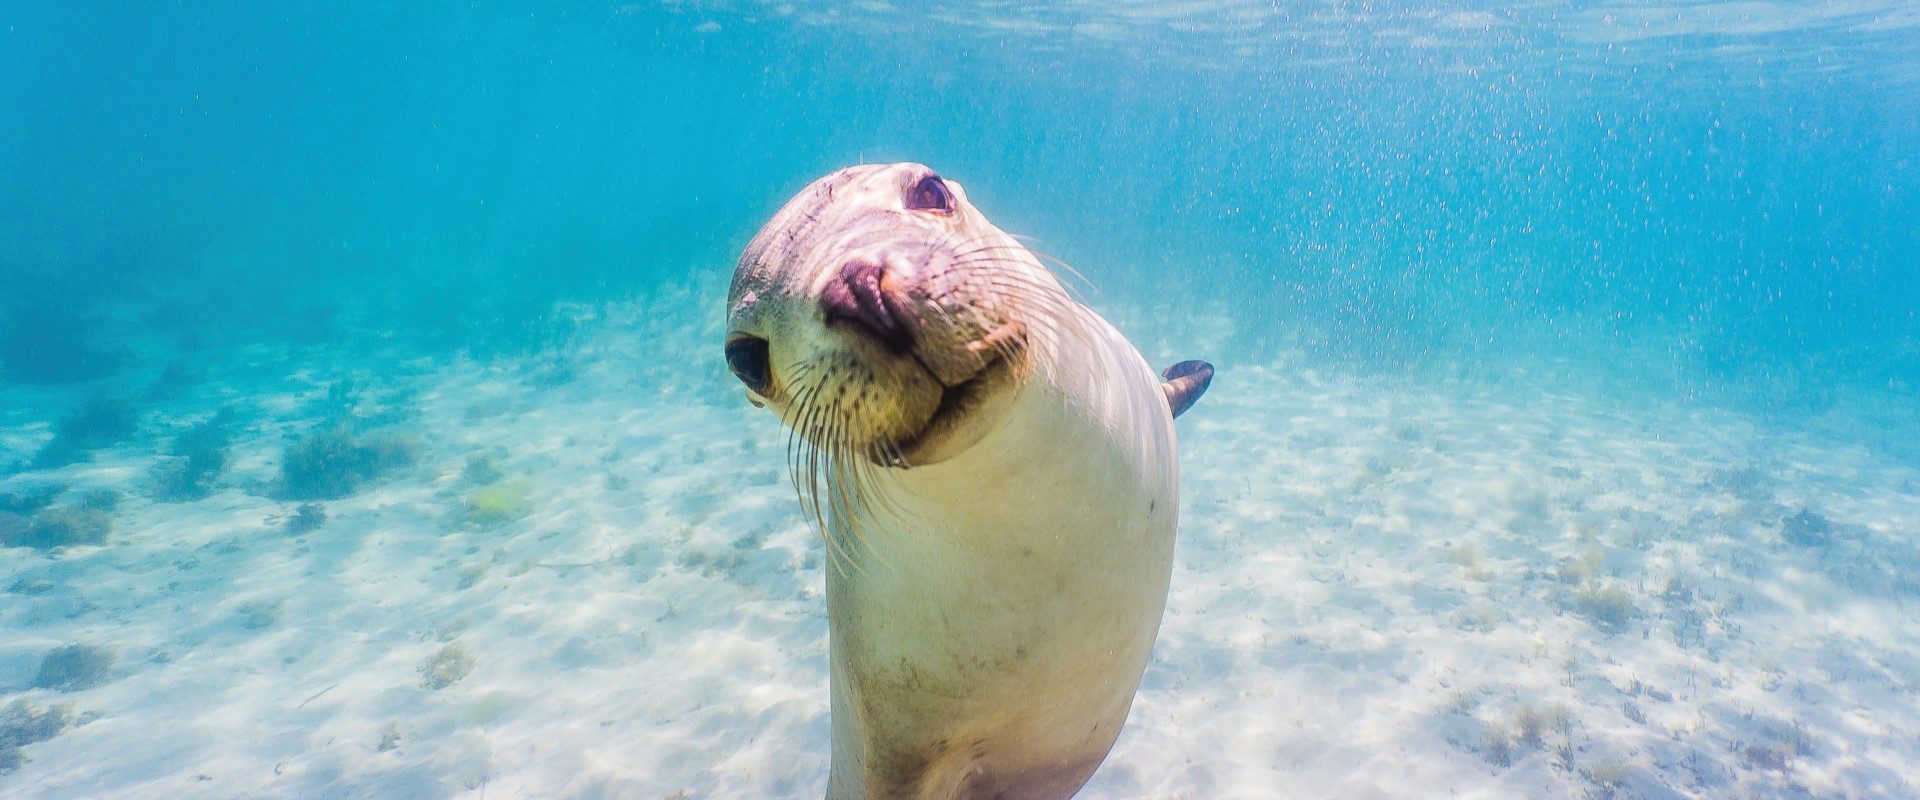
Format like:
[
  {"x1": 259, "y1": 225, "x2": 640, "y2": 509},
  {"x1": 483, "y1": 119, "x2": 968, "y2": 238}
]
[{"x1": 723, "y1": 163, "x2": 1212, "y2": 800}]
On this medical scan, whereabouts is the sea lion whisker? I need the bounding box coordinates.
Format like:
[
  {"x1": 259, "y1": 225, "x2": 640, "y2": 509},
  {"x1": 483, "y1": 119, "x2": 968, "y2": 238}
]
[
  {"x1": 829, "y1": 441, "x2": 889, "y2": 573},
  {"x1": 789, "y1": 382, "x2": 859, "y2": 577},
  {"x1": 943, "y1": 259, "x2": 1070, "y2": 297},
  {"x1": 1003, "y1": 233, "x2": 1096, "y2": 290},
  {"x1": 795, "y1": 392, "x2": 870, "y2": 574},
  {"x1": 947, "y1": 244, "x2": 1095, "y2": 309},
  {"x1": 794, "y1": 399, "x2": 864, "y2": 575},
  {"x1": 1022, "y1": 251, "x2": 1097, "y2": 302},
  {"x1": 965, "y1": 320, "x2": 1027, "y2": 359},
  {"x1": 932, "y1": 264, "x2": 1066, "y2": 309},
  {"x1": 819, "y1": 458, "x2": 858, "y2": 569},
  {"x1": 944, "y1": 251, "x2": 1044, "y2": 274},
  {"x1": 839, "y1": 455, "x2": 897, "y2": 572},
  {"x1": 945, "y1": 243, "x2": 1030, "y2": 260},
  {"x1": 790, "y1": 432, "x2": 820, "y2": 527},
  {"x1": 956, "y1": 275, "x2": 1082, "y2": 343}
]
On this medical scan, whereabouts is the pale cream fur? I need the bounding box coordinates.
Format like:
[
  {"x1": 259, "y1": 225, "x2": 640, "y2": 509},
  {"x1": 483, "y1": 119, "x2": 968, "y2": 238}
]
[{"x1": 727, "y1": 163, "x2": 1181, "y2": 799}]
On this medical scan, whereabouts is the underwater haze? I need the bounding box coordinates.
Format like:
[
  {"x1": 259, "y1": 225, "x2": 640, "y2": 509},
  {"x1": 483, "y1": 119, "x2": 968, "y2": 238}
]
[{"x1": 3, "y1": 2, "x2": 1919, "y2": 798}]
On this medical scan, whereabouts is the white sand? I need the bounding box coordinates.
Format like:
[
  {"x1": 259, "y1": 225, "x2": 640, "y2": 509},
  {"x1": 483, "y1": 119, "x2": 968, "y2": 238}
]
[{"x1": 3, "y1": 293, "x2": 1918, "y2": 799}]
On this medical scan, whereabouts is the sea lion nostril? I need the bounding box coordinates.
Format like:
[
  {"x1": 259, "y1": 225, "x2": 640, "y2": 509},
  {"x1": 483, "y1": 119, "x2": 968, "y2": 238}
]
[{"x1": 821, "y1": 260, "x2": 911, "y2": 351}]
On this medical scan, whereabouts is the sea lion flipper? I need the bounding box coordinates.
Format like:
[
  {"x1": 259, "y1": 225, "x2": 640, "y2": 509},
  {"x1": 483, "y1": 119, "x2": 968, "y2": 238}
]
[{"x1": 1160, "y1": 360, "x2": 1213, "y2": 419}]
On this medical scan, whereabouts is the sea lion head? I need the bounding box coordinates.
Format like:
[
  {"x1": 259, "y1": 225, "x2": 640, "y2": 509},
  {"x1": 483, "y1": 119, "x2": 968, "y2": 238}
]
[{"x1": 724, "y1": 163, "x2": 1064, "y2": 471}]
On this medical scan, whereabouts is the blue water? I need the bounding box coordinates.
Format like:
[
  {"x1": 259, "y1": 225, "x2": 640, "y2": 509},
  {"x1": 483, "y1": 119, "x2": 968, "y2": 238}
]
[
  {"x1": 7, "y1": 3, "x2": 1916, "y2": 395},
  {"x1": 3, "y1": 2, "x2": 1919, "y2": 796}
]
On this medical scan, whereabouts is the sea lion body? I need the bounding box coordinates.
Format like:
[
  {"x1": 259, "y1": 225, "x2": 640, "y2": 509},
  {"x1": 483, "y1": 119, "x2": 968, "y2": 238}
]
[
  {"x1": 824, "y1": 305, "x2": 1176, "y2": 798},
  {"x1": 724, "y1": 163, "x2": 1210, "y2": 799}
]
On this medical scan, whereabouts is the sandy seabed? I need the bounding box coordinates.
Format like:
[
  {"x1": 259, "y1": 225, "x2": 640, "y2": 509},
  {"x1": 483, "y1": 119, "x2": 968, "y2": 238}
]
[{"x1": 2, "y1": 292, "x2": 1918, "y2": 799}]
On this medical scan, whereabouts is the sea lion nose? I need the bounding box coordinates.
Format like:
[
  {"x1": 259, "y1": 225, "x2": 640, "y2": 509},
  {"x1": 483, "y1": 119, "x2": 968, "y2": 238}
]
[{"x1": 821, "y1": 260, "x2": 912, "y2": 352}]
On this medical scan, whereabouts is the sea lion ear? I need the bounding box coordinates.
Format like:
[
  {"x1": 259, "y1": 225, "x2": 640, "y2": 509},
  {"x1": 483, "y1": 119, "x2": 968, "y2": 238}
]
[{"x1": 1160, "y1": 360, "x2": 1213, "y2": 419}]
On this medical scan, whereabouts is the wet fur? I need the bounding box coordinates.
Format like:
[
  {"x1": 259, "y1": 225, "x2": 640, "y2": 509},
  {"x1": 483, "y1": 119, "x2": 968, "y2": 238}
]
[
  {"x1": 727, "y1": 163, "x2": 1191, "y2": 799},
  {"x1": 730, "y1": 167, "x2": 1106, "y2": 575}
]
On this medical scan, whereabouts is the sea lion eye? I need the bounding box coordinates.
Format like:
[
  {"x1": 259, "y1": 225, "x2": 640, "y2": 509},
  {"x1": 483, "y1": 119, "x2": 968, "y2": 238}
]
[
  {"x1": 726, "y1": 336, "x2": 772, "y2": 395},
  {"x1": 904, "y1": 173, "x2": 954, "y2": 214}
]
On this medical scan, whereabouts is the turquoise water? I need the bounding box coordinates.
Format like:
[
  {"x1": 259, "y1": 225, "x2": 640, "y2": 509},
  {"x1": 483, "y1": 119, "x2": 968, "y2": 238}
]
[
  {"x1": 3, "y1": 3, "x2": 1919, "y2": 798},
  {"x1": 8, "y1": 3, "x2": 1916, "y2": 398}
]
